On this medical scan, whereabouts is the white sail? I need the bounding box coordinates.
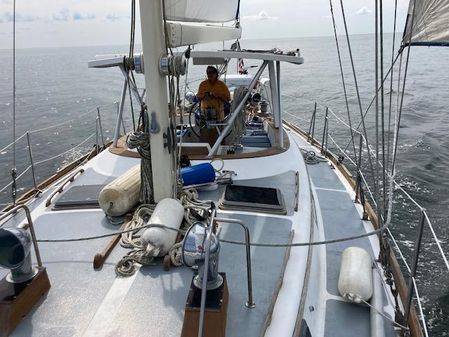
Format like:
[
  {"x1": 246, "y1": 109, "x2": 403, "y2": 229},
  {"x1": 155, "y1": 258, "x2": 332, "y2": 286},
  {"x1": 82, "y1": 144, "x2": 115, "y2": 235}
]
[
  {"x1": 164, "y1": 0, "x2": 239, "y2": 23},
  {"x1": 403, "y1": 0, "x2": 449, "y2": 46}
]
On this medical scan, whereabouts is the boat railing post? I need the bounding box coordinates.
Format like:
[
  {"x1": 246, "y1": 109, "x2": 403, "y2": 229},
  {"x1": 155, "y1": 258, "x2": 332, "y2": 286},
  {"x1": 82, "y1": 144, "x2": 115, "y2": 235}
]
[
  {"x1": 404, "y1": 209, "x2": 426, "y2": 325},
  {"x1": 307, "y1": 102, "x2": 317, "y2": 143},
  {"x1": 215, "y1": 217, "x2": 255, "y2": 309},
  {"x1": 95, "y1": 118, "x2": 99, "y2": 155},
  {"x1": 324, "y1": 110, "x2": 329, "y2": 155},
  {"x1": 355, "y1": 133, "x2": 363, "y2": 203},
  {"x1": 96, "y1": 107, "x2": 105, "y2": 147},
  {"x1": 26, "y1": 132, "x2": 37, "y2": 190},
  {"x1": 321, "y1": 106, "x2": 329, "y2": 155},
  {"x1": 311, "y1": 103, "x2": 317, "y2": 144}
]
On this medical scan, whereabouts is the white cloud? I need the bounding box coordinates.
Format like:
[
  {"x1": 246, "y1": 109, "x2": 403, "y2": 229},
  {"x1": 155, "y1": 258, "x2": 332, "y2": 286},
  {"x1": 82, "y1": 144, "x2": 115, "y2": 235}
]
[
  {"x1": 0, "y1": 12, "x2": 40, "y2": 23},
  {"x1": 243, "y1": 10, "x2": 278, "y2": 21},
  {"x1": 105, "y1": 14, "x2": 129, "y2": 22},
  {"x1": 73, "y1": 12, "x2": 96, "y2": 21},
  {"x1": 355, "y1": 6, "x2": 372, "y2": 16},
  {"x1": 52, "y1": 8, "x2": 70, "y2": 22}
]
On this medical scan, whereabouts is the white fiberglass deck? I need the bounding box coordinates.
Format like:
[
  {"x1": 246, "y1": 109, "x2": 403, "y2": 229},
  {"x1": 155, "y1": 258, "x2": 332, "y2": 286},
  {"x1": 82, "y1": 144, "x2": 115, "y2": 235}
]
[{"x1": 0, "y1": 130, "x2": 397, "y2": 337}]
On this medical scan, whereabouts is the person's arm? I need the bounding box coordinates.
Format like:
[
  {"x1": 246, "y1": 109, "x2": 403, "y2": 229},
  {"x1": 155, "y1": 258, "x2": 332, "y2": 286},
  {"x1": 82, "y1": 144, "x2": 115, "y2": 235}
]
[
  {"x1": 196, "y1": 82, "x2": 210, "y2": 101},
  {"x1": 210, "y1": 82, "x2": 230, "y2": 102}
]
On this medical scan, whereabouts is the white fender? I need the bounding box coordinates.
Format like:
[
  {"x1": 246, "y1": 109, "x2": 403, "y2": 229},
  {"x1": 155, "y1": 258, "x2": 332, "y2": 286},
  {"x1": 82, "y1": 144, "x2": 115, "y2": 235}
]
[
  {"x1": 99, "y1": 165, "x2": 140, "y2": 216},
  {"x1": 141, "y1": 198, "x2": 184, "y2": 256},
  {"x1": 338, "y1": 246, "x2": 373, "y2": 303}
]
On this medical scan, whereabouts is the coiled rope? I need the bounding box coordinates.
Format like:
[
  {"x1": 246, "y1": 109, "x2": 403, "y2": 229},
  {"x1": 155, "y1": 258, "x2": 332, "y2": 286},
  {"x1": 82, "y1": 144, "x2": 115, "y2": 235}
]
[
  {"x1": 302, "y1": 150, "x2": 327, "y2": 165},
  {"x1": 127, "y1": 130, "x2": 153, "y2": 204},
  {"x1": 115, "y1": 204, "x2": 185, "y2": 277}
]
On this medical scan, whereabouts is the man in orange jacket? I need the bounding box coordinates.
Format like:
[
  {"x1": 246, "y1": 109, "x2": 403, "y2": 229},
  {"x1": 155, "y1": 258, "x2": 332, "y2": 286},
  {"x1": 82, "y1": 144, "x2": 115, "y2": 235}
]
[
  {"x1": 196, "y1": 66, "x2": 231, "y2": 121},
  {"x1": 196, "y1": 66, "x2": 231, "y2": 145}
]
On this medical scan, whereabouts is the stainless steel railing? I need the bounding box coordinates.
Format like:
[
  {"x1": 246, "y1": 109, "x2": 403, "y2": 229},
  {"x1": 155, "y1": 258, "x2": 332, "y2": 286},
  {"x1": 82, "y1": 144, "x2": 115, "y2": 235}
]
[
  {"x1": 0, "y1": 104, "x2": 119, "y2": 205},
  {"x1": 284, "y1": 97, "x2": 448, "y2": 337}
]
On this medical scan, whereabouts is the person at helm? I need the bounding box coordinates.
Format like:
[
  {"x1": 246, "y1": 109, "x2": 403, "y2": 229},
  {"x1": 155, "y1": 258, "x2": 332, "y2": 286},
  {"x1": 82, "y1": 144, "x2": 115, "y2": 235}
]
[{"x1": 196, "y1": 66, "x2": 231, "y2": 121}]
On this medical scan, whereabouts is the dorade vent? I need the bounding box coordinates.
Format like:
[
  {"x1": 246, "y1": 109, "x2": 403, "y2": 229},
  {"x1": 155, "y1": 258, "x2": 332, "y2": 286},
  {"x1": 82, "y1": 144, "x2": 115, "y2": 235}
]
[{"x1": 219, "y1": 185, "x2": 286, "y2": 215}]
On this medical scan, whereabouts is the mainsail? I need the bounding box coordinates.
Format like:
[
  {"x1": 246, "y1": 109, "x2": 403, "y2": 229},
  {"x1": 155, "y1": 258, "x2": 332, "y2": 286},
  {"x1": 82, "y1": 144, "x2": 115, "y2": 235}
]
[
  {"x1": 403, "y1": 0, "x2": 449, "y2": 46},
  {"x1": 164, "y1": 0, "x2": 240, "y2": 23}
]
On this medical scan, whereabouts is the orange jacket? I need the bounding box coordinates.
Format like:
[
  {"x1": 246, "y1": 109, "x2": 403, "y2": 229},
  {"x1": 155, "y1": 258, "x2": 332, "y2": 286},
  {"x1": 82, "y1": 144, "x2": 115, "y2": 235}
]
[{"x1": 197, "y1": 79, "x2": 231, "y2": 121}]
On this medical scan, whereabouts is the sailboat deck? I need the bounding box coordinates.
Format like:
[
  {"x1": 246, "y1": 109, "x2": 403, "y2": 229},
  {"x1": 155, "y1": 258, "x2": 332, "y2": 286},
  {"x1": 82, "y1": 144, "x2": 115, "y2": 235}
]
[
  {"x1": 0, "y1": 131, "x2": 398, "y2": 337},
  {"x1": 1, "y1": 141, "x2": 302, "y2": 337},
  {"x1": 290, "y1": 133, "x2": 396, "y2": 337}
]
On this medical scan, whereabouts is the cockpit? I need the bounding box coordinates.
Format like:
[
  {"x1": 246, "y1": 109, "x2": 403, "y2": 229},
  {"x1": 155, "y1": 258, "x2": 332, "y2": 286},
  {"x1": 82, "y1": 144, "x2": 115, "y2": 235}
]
[{"x1": 88, "y1": 49, "x2": 304, "y2": 160}]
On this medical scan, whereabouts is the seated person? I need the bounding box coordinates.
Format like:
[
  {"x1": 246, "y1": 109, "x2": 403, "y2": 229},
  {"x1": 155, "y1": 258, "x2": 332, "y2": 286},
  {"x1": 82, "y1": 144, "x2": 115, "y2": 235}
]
[
  {"x1": 195, "y1": 66, "x2": 231, "y2": 145},
  {"x1": 196, "y1": 66, "x2": 231, "y2": 122}
]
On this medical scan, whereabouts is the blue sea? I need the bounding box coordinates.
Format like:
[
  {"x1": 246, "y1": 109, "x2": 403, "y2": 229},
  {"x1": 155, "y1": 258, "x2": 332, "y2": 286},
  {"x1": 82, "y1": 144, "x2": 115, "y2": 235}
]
[{"x1": 0, "y1": 35, "x2": 448, "y2": 335}]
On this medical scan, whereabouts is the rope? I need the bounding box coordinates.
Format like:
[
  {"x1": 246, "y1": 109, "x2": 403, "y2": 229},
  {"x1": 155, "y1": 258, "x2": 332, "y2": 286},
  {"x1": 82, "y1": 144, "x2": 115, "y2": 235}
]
[
  {"x1": 169, "y1": 242, "x2": 183, "y2": 267},
  {"x1": 180, "y1": 189, "x2": 214, "y2": 226},
  {"x1": 115, "y1": 204, "x2": 157, "y2": 276},
  {"x1": 350, "y1": 296, "x2": 409, "y2": 331},
  {"x1": 302, "y1": 150, "x2": 327, "y2": 165},
  {"x1": 127, "y1": 127, "x2": 154, "y2": 204}
]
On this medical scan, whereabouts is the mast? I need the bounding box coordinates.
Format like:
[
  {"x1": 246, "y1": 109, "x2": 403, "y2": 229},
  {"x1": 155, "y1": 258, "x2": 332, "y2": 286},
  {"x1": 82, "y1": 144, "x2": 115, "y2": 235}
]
[{"x1": 139, "y1": 0, "x2": 174, "y2": 202}]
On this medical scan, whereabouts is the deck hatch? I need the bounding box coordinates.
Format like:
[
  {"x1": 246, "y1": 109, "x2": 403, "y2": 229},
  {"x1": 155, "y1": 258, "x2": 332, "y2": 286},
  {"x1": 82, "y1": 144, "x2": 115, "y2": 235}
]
[
  {"x1": 219, "y1": 185, "x2": 286, "y2": 214},
  {"x1": 52, "y1": 185, "x2": 105, "y2": 210}
]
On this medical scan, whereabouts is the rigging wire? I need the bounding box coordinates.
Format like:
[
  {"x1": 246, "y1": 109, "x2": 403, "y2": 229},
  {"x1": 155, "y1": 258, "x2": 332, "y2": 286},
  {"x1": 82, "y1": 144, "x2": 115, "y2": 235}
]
[
  {"x1": 11, "y1": 0, "x2": 17, "y2": 205},
  {"x1": 340, "y1": 51, "x2": 401, "y2": 155},
  {"x1": 379, "y1": 0, "x2": 387, "y2": 220},
  {"x1": 338, "y1": 0, "x2": 377, "y2": 197},
  {"x1": 328, "y1": 0, "x2": 357, "y2": 163},
  {"x1": 386, "y1": 0, "x2": 398, "y2": 176},
  {"x1": 375, "y1": 0, "x2": 379, "y2": 223},
  {"x1": 391, "y1": 2, "x2": 416, "y2": 178}
]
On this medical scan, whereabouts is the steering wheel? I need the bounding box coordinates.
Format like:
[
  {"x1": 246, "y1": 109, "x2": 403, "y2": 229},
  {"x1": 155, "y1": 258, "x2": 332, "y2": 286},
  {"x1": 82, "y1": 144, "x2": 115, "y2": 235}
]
[
  {"x1": 188, "y1": 101, "x2": 205, "y2": 139},
  {"x1": 188, "y1": 100, "x2": 236, "y2": 144}
]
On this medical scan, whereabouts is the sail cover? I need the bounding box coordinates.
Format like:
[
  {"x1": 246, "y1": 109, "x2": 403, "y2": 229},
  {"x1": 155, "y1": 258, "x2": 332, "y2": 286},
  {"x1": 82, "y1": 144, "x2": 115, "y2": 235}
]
[
  {"x1": 403, "y1": 0, "x2": 449, "y2": 46},
  {"x1": 164, "y1": 0, "x2": 240, "y2": 23}
]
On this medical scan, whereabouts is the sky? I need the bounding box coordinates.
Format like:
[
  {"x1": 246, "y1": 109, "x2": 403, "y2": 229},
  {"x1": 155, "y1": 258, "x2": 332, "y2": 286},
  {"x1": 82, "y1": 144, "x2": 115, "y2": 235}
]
[{"x1": 0, "y1": 0, "x2": 410, "y2": 49}]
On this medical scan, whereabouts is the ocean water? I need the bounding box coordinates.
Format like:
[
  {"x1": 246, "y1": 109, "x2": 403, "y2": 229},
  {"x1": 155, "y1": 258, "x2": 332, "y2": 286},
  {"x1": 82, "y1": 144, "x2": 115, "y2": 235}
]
[{"x1": 0, "y1": 35, "x2": 448, "y2": 335}]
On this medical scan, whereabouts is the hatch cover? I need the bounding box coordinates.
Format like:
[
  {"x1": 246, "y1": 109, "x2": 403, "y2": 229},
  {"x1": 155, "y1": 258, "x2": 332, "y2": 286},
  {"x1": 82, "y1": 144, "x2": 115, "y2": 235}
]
[{"x1": 219, "y1": 184, "x2": 286, "y2": 215}]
